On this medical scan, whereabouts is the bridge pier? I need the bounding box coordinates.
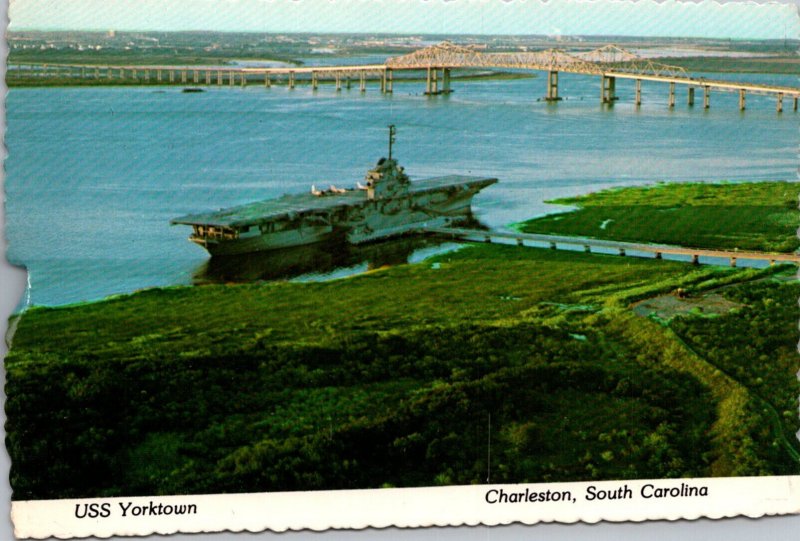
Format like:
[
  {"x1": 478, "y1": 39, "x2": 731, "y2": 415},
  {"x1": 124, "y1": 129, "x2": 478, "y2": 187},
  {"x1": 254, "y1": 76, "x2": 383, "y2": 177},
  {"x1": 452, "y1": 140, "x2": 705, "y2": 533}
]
[
  {"x1": 193, "y1": 69, "x2": 199, "y2": 83},
  {"x1": 442, "y1": 68, "x2": 451, "y2": 94},
  {"x1": 618, "y1": 248, "x2": 626, "y2": 257},
  {"x1": 386, "y1": 69, "x2": 393, "y2": 93},
  {"x1": 290, "y1": 72, "x2": 296, "y2": 89},
  {"x1": 776, "y1": 93, "x2": 783, "y2": 113},
  {"x1": 738, "y1": 89, "x2": 746, "y2": 111},
  {"x1": 181, "y1": 69, "x2": 187, "y2": 84},
  {"x1": 205, "y1": 70, "x2": 211, "y2": 85},
  {"x1": 216, "y1": 70, "x2": 222, "y2": 85},
  {"x1": 517, "y1": 238, "x2": 524, "y2": 247},
  {"x1": 668, "y1": 82, "x2": 675, "y2": 108},
  {"x1": 634, "y1": 79, "x2": 642, "y2": 106},
  {"x1": 241, "y1": 72, "x2": 246, "y2": 87},
  {"x1": 794, "y1": 97, "x2": 798, "y2": 111},
  {"x1": 264, "y1": 73, "x2": 271, "y2": 88},
  {"x1": 425, "y1": 67, "x2": 440, "y2": 95},
  {"x1": 729, "y1": 256, "x2": 737, "y2": 268},
  {"x1": 691, "y1": 254, "x2": 699, "y2": 265},
  {"x1": 312, "y1": 71, "x2": 319, "y2": 91},
  {"x1": 549, "y1": 242, "x2": 557, "y2": 250},
  {"x1": 703, "y1": 86, "x2": 710, "y2": 109},
  {"x1": 144, "y1": 69, "x2": 150, "y2": 82},
  {"x1": 169, "y1": 70, "x2": 175, "y2": 83},
  {"x1": 359, "y1": 71, "x2": 366, "y2": 92},
  {"x1": 545, "y1": 70, "x2": 561, "y2": 101},
  {"x1": 654, "y1": 252, "x2": 662, "y2": 260},
  {"x1": 335, "y1": 74, "x2": 341, "y2": 91},
  {"x1": 584, "y1": 245, "x2": 591, "y2": 253},
  {"x1": 380, "y1": 70, "x2": 386, "y2": 93},
  {"x1": 601, "y1": 75, "x2": 617, "y2": 104},
  {"x1": 229, "y1": 70, "x2": 234, "y2": 87},
  {"x1": 687, "y1": 87, "x2": 695, "y2": 107},
  {"x1": 346, "y1": 76, "x2": 351, "y2": 90}
]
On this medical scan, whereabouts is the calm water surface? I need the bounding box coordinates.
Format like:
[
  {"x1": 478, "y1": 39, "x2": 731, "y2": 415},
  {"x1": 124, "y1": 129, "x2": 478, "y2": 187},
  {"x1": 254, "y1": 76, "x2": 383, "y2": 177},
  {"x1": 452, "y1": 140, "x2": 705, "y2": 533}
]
[{"x1": 6, "y1": 70, "x2": 799, "y2": 306}]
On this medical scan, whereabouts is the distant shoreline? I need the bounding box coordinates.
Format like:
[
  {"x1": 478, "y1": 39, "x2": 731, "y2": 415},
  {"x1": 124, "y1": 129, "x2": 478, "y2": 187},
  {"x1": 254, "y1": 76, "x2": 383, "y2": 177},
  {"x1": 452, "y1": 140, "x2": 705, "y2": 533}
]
[{"x1": 7, "y1": 54, "x2": 798, "y2": 88}]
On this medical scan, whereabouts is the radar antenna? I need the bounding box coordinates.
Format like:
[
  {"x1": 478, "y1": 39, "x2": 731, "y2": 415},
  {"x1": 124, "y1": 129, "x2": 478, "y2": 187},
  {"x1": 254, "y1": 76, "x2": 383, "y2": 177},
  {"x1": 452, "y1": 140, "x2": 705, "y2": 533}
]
[{"x1": 388, "y1": 124, "x2": 396, "y2": 161}]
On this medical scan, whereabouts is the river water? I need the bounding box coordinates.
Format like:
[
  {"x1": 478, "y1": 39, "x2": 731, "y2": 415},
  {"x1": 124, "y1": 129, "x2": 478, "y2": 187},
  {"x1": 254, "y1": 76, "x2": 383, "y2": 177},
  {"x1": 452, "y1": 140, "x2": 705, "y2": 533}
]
[{"x1": 5, "y1": 68, "x2": 799, "y2": 306}]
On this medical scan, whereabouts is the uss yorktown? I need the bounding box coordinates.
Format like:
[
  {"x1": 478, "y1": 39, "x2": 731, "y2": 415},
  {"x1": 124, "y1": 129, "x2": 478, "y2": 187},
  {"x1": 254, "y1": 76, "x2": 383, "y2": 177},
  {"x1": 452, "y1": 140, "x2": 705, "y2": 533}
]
[{"x1": 172, "y1": 126, "x2": 497, "y2": 256}]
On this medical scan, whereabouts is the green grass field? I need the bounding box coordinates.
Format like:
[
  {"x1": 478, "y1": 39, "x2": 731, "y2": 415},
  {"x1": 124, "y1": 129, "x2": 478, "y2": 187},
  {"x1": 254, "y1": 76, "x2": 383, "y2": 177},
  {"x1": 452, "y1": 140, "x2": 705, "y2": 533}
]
[{"x1": 518, "y1": 181, "x2": 800, "y2": 253}]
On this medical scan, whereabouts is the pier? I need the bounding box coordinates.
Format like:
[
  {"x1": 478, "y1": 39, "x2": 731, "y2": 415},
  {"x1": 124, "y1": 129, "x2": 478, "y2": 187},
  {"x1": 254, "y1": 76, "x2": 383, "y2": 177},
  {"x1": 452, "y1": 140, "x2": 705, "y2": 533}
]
[
  {"x1": 425, "y1": 227, "x2": 800, "y2": 267},
  {"x1": 9, "y1": 42, "x2": 800, "y2": 111}
]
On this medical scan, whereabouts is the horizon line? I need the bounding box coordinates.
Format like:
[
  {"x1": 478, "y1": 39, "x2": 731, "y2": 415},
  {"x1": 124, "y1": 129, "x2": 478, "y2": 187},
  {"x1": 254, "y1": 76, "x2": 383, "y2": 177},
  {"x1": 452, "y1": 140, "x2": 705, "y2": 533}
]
[{"x1": 8, "y1": 28, "x2": 799, "y2": 43}]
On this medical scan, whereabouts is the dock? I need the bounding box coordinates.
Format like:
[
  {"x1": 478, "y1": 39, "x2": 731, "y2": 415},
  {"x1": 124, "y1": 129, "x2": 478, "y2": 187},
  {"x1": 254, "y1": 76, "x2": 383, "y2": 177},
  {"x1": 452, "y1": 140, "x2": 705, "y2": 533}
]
[{"x1": 425, "y1": 227, "x2": 800, "y2": 267}]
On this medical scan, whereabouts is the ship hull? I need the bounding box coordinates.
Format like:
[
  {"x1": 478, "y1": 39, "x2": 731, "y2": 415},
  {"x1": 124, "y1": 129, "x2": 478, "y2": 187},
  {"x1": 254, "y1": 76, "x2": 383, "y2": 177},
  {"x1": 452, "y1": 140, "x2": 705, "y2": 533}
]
[{"x1": 192, "y1": 224, "x2": 335, "y2": 256}]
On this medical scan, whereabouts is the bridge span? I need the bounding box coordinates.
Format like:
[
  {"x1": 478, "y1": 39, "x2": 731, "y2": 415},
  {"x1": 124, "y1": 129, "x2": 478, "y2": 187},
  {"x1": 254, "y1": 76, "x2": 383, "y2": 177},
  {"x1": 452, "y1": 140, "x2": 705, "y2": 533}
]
[
  {"x1": 425, "y1": 227, "x2": 800, "y2": 267},
  {"x1": 9, "y1": 42, "x2": 800, "y2": 111}
]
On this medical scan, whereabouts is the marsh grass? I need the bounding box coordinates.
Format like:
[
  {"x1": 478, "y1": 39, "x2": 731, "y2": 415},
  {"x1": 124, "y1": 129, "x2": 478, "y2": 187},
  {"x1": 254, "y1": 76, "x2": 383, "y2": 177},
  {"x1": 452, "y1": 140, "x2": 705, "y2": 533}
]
[{"x1": 519, "y1": 182, "x2": 800, "y2": 253}]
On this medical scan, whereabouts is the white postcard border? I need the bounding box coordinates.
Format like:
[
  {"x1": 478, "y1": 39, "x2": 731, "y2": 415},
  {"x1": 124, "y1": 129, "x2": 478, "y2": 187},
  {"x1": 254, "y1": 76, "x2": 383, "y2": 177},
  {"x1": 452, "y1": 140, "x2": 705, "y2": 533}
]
[{"x1": 11, "y1": 476, "x2": 800, "y2": 539}]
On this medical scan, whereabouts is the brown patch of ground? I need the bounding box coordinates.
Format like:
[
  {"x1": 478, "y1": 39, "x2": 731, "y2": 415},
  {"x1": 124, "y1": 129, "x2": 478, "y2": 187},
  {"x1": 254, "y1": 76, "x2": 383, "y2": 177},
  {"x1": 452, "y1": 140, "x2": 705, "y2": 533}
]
[{"x1": 633, "y1": 292, "x2": 743, "y2": 321}]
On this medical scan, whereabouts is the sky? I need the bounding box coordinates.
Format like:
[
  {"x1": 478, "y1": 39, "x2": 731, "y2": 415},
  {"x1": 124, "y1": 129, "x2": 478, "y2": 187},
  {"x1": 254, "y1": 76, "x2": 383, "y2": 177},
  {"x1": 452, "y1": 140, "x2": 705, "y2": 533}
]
[{"x1": 8, "y1": 0, "x2": 800, "y2": 40}]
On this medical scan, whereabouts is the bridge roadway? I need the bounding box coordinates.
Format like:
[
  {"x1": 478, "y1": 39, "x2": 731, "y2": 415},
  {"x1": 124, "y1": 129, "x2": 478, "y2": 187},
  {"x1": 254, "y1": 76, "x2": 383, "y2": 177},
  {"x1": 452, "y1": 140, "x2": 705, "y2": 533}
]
[
  {"x1": 8, "y1": 62, "x2": 392, "y2": 91},
  {"x1": 602, "y1": 71, "x2": 799, "y2": 110},
  {"x1": 9, "y1": 42, "x2": 800, "y2": 110},
  {"x1": 424, "y1": 227, "x2": 800, "y2": 267}
]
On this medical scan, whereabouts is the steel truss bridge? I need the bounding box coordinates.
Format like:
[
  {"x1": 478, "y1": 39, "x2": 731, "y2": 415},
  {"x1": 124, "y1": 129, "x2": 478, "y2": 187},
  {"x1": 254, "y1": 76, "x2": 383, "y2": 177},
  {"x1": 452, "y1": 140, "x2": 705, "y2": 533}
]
[{"x1": 9, "y1": 42, "x2": 800, "y2": 111}]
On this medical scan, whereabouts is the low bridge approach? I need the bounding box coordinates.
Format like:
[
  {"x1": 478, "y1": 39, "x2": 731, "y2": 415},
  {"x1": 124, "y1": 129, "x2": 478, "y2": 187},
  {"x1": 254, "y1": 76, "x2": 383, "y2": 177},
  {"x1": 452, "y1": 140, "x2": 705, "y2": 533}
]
[
  {"x1": 10, "y1": 42, "x2": 800, "y2": 111},
  {"x1": 426, "y1": 227, "x2": 800, "y2": 267}
]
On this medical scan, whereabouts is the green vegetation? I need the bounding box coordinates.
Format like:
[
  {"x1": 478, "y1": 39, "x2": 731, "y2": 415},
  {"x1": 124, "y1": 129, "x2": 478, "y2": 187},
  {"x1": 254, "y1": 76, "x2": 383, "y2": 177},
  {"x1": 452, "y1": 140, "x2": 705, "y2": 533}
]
[
  {"x1": 663, "y1": 55, "x2": 800, "y2": 75},
  {"x1": 6, "y1": 237, "x2": 799, "y2": 498},
  {"x1": 670, "y1": 278, "x2": 800, "y2": 470},
  {"x1": 518, "y1": 181, "x2": 800, "y2": 253},
  {"x1": 6, "y1": 180, "x2": 799, "y2": 499}
]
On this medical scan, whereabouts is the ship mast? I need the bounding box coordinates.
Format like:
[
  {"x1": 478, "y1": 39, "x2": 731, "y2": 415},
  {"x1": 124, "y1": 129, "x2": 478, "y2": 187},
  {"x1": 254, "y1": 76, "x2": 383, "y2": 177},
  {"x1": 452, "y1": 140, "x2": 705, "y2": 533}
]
[{"x1": 388, "y1": 124, "x2": 396, "y2": 161}]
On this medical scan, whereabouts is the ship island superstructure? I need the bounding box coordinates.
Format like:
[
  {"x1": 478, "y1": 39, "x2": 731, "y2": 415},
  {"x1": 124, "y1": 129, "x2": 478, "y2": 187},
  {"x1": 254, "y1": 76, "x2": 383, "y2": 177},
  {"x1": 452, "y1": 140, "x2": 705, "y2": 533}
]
[{"x1": 171, "y1": 127, "x2": 497, "y2": 256}]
